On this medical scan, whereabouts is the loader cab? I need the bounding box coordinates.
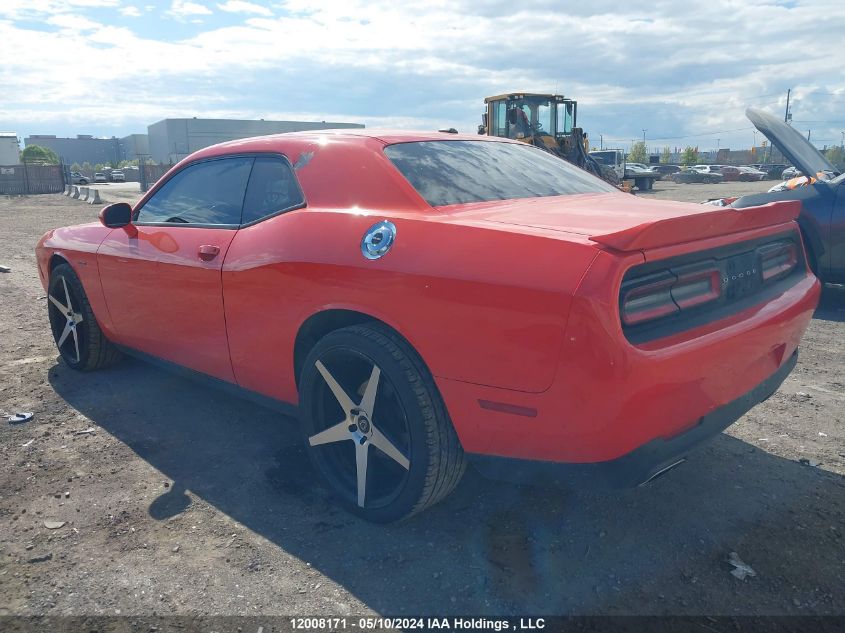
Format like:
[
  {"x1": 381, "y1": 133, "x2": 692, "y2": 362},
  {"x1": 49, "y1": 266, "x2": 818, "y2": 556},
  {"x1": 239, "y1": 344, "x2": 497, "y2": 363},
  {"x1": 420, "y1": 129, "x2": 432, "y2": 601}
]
[{"x1": 483, "y1": 93, "x2": 577, "y2": 140}]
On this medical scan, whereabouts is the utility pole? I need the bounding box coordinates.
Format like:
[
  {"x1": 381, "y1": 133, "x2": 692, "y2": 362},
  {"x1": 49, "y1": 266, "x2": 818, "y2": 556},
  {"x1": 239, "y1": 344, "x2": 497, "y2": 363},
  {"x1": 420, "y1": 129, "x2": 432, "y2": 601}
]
[
  {"x1": 600, "y1": 134, "x2": 603, "y2": 150},
  {"x1": 642, "y1": 129, "x2": 647, "y2": 143},
  {"x1": 784, "y1": 88, "x2": 791, "y2": 124},
  {"x1": 840, "y1": 131, "x2": 844, "y2": 148}
]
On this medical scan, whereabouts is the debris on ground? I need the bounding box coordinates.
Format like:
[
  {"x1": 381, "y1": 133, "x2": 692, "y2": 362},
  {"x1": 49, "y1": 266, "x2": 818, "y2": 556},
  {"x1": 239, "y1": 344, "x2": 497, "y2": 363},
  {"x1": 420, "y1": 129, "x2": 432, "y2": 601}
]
[
  {"x1": 799, "y1": 458, "x2": 821, "y2": 467},
  {"x1": 728, "y1": 552, "x2": 757, "y2": 580},
  {"x1": 21, "y1": 438, "x2": 35, "y2": 447},
  {"x1": 27, "y1": 553, "x2": 53, "y2": 564},
  {"x1": 0, "y1": 264, "x2": 10, "y2": 273},
  {"x1": 44, "y1": 520, "x2": 66, "y2": 529},
  {"x1": 7, "y1": 412, "x2": 34, "y2": 424},
  {"x1": 73, "y1": 427, "x2": 96, "y2": 435}
]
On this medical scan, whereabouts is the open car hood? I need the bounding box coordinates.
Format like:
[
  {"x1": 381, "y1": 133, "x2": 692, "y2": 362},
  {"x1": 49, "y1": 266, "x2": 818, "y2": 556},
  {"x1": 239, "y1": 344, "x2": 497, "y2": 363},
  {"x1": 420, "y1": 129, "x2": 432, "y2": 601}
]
[{"x1": 746, "y1": 107, "x2": 838, "y2": 179}]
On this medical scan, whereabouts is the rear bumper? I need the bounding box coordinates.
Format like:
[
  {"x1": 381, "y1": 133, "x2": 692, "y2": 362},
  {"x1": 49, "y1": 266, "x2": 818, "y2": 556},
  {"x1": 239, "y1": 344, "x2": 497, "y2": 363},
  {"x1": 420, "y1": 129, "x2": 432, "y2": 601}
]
[{"x1": 469, "y1": 350, "x2": 796, "y2": 488}]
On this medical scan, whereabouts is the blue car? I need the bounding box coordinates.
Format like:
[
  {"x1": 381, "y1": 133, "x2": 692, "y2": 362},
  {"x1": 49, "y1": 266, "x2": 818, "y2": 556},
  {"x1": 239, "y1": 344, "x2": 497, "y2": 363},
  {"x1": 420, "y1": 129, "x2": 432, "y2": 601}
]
[{"x1": 730, "y1": 108, "x2": 844, "y2": 284}]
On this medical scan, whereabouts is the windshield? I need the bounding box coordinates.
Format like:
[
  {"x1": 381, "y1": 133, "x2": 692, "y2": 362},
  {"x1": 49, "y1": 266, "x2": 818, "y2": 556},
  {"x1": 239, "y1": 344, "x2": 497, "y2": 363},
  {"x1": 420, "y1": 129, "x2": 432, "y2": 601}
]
[{"x1": 384, "y1": 140, "x2": 617, "y2": 207}]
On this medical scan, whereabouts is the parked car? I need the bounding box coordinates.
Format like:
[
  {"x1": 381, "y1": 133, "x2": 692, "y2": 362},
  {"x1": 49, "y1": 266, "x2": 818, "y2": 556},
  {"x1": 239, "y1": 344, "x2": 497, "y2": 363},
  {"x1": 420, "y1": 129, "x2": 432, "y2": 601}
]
[
  {"x1": 737, "y1": 166, "x2": 767, "y2": 182},
  {"x1": 94, "y1": 172, "x2": 107, "y2": 183},
  {"x1": 749, "y1": 163, "x2": 789, "y2": 179},
  {"x1": 36, "y1": 130, "x2": 819, "y2": 521},
  {"x1": 673, "y1": 168, "x2": 724, "y2": 183},
  {"x1": 726, "y1": 108, "x2": 844, "y2": 283},
  {"x1": 70, "y1": 171, "x2": 89, "y2": 185},
  {"x1": 652, "y1": 164, "x2": 682, "y2": 177},
  {"x1": 718, "y1": 166, "x2": 742, "y2": 182},
  {"x1": 782, "y1": 166, "x2": 801, "y2": 180},
  {"x1": 110, "y1": 170, "x2": 126, "y2": 182}
]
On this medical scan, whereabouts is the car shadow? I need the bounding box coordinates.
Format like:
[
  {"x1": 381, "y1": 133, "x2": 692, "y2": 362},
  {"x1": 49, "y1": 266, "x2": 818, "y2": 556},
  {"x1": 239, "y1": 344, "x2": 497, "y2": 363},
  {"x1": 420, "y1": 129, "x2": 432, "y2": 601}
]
[
  {"x1": 814, "y1": 284, "x2": 845, "y2": 322},
  {"x1": 48, "y1": 359, "x2": 844, "y2": 615}
]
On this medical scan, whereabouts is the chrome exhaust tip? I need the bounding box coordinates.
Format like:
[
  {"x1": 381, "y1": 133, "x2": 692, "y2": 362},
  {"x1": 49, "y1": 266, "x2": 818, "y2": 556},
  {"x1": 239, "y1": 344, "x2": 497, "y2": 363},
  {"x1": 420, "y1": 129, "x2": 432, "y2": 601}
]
[{"x1": 638, "y1": 458, "x2": 686, "y2": 487}]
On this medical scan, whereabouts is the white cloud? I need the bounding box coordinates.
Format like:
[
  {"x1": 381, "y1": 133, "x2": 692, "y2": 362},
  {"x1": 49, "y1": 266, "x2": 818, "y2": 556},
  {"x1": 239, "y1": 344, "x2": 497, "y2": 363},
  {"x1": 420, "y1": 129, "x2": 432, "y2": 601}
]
[
  {"x1": 167, "y1": 0, "x2": 212, "y2": 18},
  {"x1": 2, "y1": 0, "x2": 844, "y2": 150},
  {"x1": 120, "y1": 5, "x2": 142, "y2": 17},
  {"x1": 217, "y1": 1, "x2": 272, "y2": 16}
]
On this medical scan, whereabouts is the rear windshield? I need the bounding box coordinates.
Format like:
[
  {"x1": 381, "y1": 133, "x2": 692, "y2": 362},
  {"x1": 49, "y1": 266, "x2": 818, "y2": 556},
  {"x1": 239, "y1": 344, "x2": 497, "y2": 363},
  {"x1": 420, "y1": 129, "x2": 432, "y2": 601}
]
[{"x1": 384, "y1": 140, "x2": 617, "y2": 207}]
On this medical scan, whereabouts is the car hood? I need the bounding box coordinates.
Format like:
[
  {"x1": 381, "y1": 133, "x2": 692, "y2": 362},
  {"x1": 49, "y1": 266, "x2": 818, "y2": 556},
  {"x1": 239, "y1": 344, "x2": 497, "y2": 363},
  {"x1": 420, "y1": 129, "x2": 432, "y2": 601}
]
[
  {"x1": 443, "y1": 193, "x2": 800, "y2": 252},
  {"x1": 747, "y1": 107, "x2": 838, "y2": 179}
]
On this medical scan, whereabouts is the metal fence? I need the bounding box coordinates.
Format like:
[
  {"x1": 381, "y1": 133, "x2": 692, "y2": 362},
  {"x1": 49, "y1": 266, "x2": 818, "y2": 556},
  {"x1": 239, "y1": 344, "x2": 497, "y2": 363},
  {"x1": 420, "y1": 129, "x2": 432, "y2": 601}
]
[{"x1": 0, "y1": 162, "x2": 65, "y2": 195}]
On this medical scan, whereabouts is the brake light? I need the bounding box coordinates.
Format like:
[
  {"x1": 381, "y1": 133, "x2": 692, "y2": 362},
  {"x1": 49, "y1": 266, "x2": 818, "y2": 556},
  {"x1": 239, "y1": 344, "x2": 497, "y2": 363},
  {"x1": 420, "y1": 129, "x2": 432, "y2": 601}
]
[
  {"x1": 759, "y1": 242, "x2": 797, "y2": 282},
  {"x1": 621, "y1": 265, "x2": 721, "y2": 327},
  {"x1": 621, "y1": 274, "x2": 677, "y2": 326},
  {"x1": 671, "y1": 268, "x2": 721, "y2": 309}
]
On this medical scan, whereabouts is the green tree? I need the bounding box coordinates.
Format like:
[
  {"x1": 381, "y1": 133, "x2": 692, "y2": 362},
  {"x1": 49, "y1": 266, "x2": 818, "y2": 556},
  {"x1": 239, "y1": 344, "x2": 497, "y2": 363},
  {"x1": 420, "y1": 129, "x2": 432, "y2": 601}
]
[
  {"x1": 70, "y1": 162, "x2": 82, "y2": 172},
  {"x1": 680, "y1": 146, "x2": 699, "y2": 166},
  {"x1": 20, "y1": 144, "x2": 59, "y2": 165},
  {"x1": 660, "y1": 146, "x2": 671, "y2": 164},
  {"x1": 628, "y1": 141, "x2": 648, "y2": 163},
  {"x1": 81, "y1": 161, "x2": 93, "y2": 172},
  {"x1": 824, "y1": 146, "x2": 845, "y2": 170}
]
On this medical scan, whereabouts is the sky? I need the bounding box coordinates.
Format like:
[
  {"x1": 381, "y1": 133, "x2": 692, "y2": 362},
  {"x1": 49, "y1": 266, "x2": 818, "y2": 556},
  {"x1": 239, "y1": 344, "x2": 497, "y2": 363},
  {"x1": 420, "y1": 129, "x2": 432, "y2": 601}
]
[{"x1": 1, "y1": 0, "x2": 844, "y2": 154}]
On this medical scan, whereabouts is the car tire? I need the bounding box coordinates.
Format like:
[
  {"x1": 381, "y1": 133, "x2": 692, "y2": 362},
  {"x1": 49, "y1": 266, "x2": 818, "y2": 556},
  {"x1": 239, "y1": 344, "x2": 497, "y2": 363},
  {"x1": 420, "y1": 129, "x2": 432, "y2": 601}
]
[
  {"x1": 299, "y1": 323, "x2": 466, "y2": 522},
  {"x1": 48, "y1": 264, "x2": 121, "y2": 371}
]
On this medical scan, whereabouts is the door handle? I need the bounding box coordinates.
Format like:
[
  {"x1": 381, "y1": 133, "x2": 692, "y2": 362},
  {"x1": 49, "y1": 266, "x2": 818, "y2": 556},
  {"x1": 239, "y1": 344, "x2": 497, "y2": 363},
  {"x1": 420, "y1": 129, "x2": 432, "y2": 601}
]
[{"x1": 198, "y1": 244, "x2": 220, "y2": 261}]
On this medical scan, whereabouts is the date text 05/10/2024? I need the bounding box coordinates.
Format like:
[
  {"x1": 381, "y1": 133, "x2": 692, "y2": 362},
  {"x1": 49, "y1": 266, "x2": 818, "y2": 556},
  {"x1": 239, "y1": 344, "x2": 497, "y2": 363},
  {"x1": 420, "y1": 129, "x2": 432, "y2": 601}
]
[{"x1": 289, "y1": 617, "x2": 546, "y2": 631}]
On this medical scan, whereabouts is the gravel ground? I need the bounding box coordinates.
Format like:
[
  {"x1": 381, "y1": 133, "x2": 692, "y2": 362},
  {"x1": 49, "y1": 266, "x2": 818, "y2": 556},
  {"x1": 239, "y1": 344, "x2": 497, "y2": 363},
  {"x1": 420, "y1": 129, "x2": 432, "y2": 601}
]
[{"x1": 0, "y1": 182, "x2": 843, "y2": 617}]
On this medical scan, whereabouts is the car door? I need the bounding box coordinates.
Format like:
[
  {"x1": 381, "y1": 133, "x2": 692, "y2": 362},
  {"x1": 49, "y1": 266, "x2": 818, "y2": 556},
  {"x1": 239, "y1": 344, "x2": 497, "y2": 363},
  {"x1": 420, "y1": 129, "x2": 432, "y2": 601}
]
[{"x1": 97, "y1": 155, "x2": 254, "y2": 382}]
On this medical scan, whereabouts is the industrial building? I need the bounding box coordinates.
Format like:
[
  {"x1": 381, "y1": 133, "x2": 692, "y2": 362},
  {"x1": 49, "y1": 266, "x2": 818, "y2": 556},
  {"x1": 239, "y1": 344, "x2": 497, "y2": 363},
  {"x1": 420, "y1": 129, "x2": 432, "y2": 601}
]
[
  {"x1": 119, "y1": 134, "x2": 150, "y2": 162},
  {"x1": 23, "y1": 134, "x2": 123, "y2": 166},
  {"x1": 1, "y1": 133, "x2": 20, "y2": 165},
  {"x1": 22, "y1": 118, "x2": 365, "y2": 166},
  {"x1": 147, "y1": 118, "x2": 364, "y2": 164}
]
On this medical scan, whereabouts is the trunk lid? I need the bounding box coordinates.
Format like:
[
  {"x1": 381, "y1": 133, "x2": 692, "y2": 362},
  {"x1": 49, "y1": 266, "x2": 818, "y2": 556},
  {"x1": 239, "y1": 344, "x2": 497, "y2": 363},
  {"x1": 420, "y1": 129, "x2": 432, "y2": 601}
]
[{"x1": 442, "y1": 193, "x2": 800, "y2": 251}]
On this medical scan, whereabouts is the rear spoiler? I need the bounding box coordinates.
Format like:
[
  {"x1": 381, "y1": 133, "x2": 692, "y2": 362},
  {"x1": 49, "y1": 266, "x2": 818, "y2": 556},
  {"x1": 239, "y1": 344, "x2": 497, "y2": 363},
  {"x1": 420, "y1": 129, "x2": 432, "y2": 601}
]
[{"x1": 588, "y1": 200, "x2": 800, "y2": 252}]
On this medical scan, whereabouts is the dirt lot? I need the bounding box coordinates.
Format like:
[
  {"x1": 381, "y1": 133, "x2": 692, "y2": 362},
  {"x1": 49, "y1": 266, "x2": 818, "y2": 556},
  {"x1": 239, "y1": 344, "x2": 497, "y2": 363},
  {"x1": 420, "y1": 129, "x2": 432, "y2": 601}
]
[{"x1": 1, "y1": 182, "x2": 843, "y2": 617}]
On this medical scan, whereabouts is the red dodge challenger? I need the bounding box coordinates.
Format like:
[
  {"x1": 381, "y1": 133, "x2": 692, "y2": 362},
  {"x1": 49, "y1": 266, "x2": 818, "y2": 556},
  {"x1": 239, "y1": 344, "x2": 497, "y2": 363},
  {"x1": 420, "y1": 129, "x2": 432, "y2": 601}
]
[{"x1": 36, "y1": 130, "x2": 820, "y2": 522}]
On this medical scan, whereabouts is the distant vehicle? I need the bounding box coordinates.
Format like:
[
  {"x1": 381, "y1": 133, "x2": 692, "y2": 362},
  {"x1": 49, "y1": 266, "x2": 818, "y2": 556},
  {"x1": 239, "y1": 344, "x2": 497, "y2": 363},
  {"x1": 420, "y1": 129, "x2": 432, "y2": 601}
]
[
  {"x1": 693, "y1": 165, "x2": 726, "y2": 176},
  {"x1": 748, "y1": 164, "x2": 789, "y2": 179},
  {"x1": 94, "y1": 173, "x2": 107, "y2": 183},
  {"x1": 110, "y1": 170, "x2": 126, "y2": 182},
  {"x1": 672, "y1": 168, "x2": 724, "y2": 184},
  {"x1": 737, "y1": 166, "x2": 767, "y2": 182},
  {"x1": 589, "y1": 150, "x2": 660, "y2": 190},
  {"x1": 70, "y1": 172, "x2": 89, "y2": 185},
  {"x1": 652, "y1": 164, "x2": 681, "y2": 177},
  {"x1": 626, "y1": 162, "x2": 662, "y2": 178},
  {"x1": 718, "y1": 166, "x2": 742, "y2": 182},
  {"x1": 782, "y1": 166, "x2": 801, "y2": 179}
]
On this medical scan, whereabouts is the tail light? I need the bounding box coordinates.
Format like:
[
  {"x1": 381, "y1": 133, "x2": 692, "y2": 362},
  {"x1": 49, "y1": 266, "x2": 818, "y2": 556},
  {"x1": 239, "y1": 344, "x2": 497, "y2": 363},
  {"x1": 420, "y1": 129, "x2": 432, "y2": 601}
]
[
  {"x1": 620, "y1": 235, "x2": 803, "y2": 341},
  {"x1": 621, "y1": 262, "x2": 721, "y2": 326},
  {"x1": 759, "y1": 241, "x2": 797, "y2": 282},
  {"x1": 621, "y1": 272, "x2": 678, "y2": 326}
]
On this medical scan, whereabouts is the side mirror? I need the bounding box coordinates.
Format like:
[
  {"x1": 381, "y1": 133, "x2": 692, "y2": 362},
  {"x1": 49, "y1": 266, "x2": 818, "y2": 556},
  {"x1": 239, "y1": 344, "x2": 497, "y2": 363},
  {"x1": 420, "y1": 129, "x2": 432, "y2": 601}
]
[
  {"x1": 507, "y1": 109, "x2": 517, "y2": 125},
  {"x1": 99, "y1": 202, "x2": 132, "y2": 228}
]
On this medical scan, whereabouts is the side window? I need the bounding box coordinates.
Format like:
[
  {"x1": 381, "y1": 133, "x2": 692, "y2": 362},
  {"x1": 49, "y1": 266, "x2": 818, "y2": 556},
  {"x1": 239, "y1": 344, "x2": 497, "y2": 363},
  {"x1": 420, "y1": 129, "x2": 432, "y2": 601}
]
[
  {"x1": 135, "y1": 156, "x2": 254, "y2": 225},
  {"x1": 491, "y1": 101, "x2": 507, "y2": 137},
  {"x1": 241, "y1": 156, "x2": 305, "y2": 225}
]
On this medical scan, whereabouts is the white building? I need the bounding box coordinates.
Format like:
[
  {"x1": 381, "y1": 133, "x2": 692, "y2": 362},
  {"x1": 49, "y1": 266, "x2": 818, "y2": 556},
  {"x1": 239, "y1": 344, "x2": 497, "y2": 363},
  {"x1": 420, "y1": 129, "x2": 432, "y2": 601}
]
[{"x1": 0, "y1": 133, "x2": 20, "y2": 165}]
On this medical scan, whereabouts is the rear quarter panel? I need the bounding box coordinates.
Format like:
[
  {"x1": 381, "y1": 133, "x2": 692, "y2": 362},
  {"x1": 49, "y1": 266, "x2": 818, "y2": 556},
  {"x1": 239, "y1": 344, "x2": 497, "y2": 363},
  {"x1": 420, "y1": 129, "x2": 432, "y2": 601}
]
[{"x1": 222, "y1": 208, "x2": 598, "y2": 403}]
